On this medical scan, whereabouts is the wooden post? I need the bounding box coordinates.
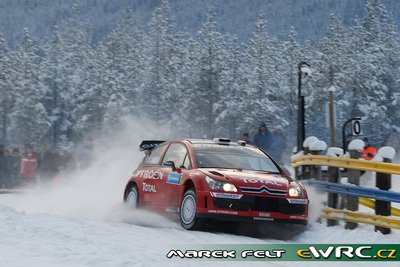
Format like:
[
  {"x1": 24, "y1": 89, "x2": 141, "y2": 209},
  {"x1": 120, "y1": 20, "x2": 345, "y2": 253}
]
[
  {"x1": 375, "y1": 157, "x2": 392, "y2": 235},
  {"x1": 345, "y1": 149, "x2": 362, "y2": 230},
  {"x1": 301, "y1": 136, "x2": 319, "y2": 180},
  {"x1": 309, "y1": 140, "x2": 327, "y2": 180},
  {"x1": 327, "y1": 166, "x2": 339, "y2": 226},
  {"x1": 309, "y1": 149, "x2": 322, "y2": 180},
  {"x1": 326, "y1": 147, "x2": 343, "y2": 226}
]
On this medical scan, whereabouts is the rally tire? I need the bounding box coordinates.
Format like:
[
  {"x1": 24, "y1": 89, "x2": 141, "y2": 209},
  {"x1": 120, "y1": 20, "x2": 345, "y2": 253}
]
[
  {"x1": 126, "y1": 185, "x2": 139, "y2": 209},
  {"x1": 180, "y1": 189, "x2": 203, "y2": 230}
]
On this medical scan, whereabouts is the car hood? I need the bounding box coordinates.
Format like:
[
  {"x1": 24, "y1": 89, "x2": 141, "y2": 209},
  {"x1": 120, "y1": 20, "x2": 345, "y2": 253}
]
[{"x1": 199, "y1": 168, "x2": 290, "y2": 194}]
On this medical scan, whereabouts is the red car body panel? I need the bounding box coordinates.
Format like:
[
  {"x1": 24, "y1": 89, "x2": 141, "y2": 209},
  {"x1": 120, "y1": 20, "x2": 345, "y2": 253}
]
[{"x1": 124, "y1": 139, "x2": 309, "y2": 224}]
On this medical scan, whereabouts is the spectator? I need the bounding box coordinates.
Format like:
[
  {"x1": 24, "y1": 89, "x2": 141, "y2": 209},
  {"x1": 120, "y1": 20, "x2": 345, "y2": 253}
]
[
  {"x1": 270, "y1": 126, "x2": 287, "y2": 163},
  {"x1": 253, "y1": 122, "x2": 274, "y2": 154},
  {"x1": 0, "y1": 149, "x2": 12, "y2": 188},
  {"x1": 361, "y1": 137, "x2": 377, "y2": 160},
  {"x1": 240, "y1": 133, "x2": 253, "y2": 145},
  {"x1": 38, "y1": 144, "x2": 57, "y2": 182},
  {"x1": 10, "y1": 148, "x2": 21, "y2": 188},
  {"x1": 20, "y1": 144, "x2": 39, "y2": 184},
  {"x1": 0, "y1": 144, "x2": 4, "y2": 156}
]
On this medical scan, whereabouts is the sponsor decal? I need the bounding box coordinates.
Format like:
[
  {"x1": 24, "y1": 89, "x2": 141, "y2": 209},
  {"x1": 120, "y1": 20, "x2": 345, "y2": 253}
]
[
  {"x1": 136, "y1": 170, "x2": 164, "y2": 180},
  {"x1": 142, "y1": 182, "x2": 157, "y2": 192},
  {"x1": 253, "y1": 217, "x2": 274, "y2": 221},
  {"x1": 167, "y1": 172, "x2": 182, "y2": 185},
  {"x1": 166, "y1": 244, "x2": 400, "y2": 261},
  {"x1": 290, "y1": 215, "x2": 307, "y2": 220},
  {"x1": 286, "y1": 198, "x2": 309, "y2": 204},
  {"x1": 240, "y1": 178, "x2": 286, "y2": 187},
  {"x1": 259, "y1": 212, "x2": 270, "y2": 217},
  {"x1": 208, "y1": 209, "x2": 238, "y2": 215},
  {"x1": 210, "y1": 192, "x2": 243, "y2": 199}
]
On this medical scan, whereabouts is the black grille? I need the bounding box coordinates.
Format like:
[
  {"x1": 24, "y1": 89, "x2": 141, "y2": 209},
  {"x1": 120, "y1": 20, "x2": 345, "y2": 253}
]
[{"x1": 213, "y1": 196, "x2": 306, "y2": 215}]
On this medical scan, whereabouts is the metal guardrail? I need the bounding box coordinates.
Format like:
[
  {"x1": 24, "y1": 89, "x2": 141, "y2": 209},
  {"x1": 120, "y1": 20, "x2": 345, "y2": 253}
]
[
  {"x1": 321, "y1": 207, "x2": 400, "y2": 230},
  {"x1": 359, "y1": 197, "x2": 400, "y2": 217},
  {"x1": 291, "y1": 154, "x2": 400, "y2": 175},
  {"x1": 305, "y1": 179, "x2": 400, "y2": 203}
]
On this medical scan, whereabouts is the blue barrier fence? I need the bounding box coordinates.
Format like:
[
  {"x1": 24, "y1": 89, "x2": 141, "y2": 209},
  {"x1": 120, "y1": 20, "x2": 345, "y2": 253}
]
[{"x1": 305, "y1": 179, "x2": 400, "y2": 203}]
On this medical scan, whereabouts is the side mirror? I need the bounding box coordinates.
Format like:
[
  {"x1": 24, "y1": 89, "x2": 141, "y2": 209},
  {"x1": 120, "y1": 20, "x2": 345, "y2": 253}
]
[{"x1": 163, "y1": 161, "x2": 176, "y2": 171}]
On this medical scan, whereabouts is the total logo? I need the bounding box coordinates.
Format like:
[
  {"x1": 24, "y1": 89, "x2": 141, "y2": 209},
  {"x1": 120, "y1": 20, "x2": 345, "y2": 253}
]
[{"x1": 240, "y1": 178, "x2": 285, "y2": 187}]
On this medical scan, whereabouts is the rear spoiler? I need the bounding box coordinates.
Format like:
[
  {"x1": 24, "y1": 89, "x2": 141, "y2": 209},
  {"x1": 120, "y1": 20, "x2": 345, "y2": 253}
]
[{"x1": 139, "y1": 140, "x2": 165, "y2": 151}]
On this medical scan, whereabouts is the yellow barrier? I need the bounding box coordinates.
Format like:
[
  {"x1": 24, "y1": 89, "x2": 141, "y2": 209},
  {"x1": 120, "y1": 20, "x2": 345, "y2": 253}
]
[
  {"x1": 359, "y1": 197, "x2": 400, "y2": 217},
  {"x1": 291, "y1": 154, "x2": 400, "y2": 175},
  {"x1": 321, "y1": 207, "x2": 400, "y2": 230}
]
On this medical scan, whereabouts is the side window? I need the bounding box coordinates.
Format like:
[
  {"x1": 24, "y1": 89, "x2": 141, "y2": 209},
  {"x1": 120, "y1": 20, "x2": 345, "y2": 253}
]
[
  {"x1": 144, "y1": 144, "x2": 166, "y2": 165},
  {"x1": 182, "y1": 154, "x2": 192, "y2": 169},
  {"x1": 162, "y1": 143, "x2": 189, "y2": 169}
]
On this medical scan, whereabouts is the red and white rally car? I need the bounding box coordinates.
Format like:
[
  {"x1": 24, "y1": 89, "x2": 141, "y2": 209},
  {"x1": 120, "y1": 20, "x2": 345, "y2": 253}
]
[{"x1": 123, "y1": 138, "x2": 308, "y2": 230}]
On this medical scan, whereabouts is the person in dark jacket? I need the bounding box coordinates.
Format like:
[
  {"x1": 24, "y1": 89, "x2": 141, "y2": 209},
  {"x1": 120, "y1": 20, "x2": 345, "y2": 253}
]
[
  {"x1": 269, "y1": 126, "x2": 286, "y2": 163},
  {"x1": 9, "y1": 148, "x2": 21, "y2": 187},
  {"x1": 0, "y1": 148, "x2": 11, "y2": 188},
  {"x1": 253, "y1": 122, "x2": 274, "y2": 154},
  {"x1": 254, "y1": 123, "x2": 287, "y2": 163},
  {"x1": 39, "y1": 144, "x2": 57, "y2": 182}
]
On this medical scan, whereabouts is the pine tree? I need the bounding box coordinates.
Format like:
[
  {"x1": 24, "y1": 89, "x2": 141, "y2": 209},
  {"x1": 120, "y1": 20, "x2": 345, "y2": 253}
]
[
  {"x1": 9, "y1": 29, "x2": 48, "y2": 144},
  {"x1": 0, "y1": 34, "x2": 13, "y2": 144}
]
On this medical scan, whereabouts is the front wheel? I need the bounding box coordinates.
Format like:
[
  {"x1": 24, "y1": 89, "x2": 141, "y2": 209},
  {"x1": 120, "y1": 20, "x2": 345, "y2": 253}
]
[
  {"x1": 125, "y1": 185, "x2": 139, "y2": 208},
  {"x1": 180, "y1": 189, "x2": 203, "y2": 230}
]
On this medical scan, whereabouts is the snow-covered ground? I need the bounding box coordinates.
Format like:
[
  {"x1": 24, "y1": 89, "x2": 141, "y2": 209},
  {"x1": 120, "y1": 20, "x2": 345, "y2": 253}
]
[
  {"x1": 0, "y1": 123, "x2": 399, "y2": 267},
  {"x1": 0, "y1": 188, "x2": 399, "y2": 267}
]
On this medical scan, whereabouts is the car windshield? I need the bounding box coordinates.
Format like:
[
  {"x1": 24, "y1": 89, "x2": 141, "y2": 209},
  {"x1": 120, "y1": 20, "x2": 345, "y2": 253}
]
[{"x1": 193, "y1": 144, "x2": 280, "y2": 173}]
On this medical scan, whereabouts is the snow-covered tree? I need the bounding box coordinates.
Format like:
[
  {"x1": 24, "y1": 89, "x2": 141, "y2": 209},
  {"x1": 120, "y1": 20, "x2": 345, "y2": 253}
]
[{"x1": 9, "y1": 29, "x2": 48, "y2": 144}]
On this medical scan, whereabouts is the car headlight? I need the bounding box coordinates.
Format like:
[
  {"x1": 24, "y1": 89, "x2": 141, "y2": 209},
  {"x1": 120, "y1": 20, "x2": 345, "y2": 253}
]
[
  {"x1": 205, "y1": 176, "x2": 238, "y2": 192},
  {"x1": 288, "y1": 182, "x2": 305, "y2": 197}
]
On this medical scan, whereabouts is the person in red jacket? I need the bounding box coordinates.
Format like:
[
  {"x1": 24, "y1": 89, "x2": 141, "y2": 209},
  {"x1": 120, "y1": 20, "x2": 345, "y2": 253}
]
[
  {"x1": 361, "y1": 137, "x2": 377, "y2": 160},
  {"x1": 20, "y1": 144, "x2": 38, "y2": 184}
]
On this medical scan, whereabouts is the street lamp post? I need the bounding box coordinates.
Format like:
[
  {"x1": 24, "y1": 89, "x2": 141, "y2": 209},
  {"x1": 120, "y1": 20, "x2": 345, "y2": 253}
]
[{"x1": 297, "y1": 61, "x2": 311, "y2": 153}]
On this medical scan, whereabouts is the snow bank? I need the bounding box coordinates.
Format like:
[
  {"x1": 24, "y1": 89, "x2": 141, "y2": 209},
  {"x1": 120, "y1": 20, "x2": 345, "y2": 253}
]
[
  {"x1": 309, "y1": 140, "x2": 327, "y2": 152},
  {"x1": 348, "y1": 139, "x2": 364, "y2": 151},
  {"x1": 377, "y1": 146, "x2": 396, "y2": 160},
  {"x1": 303, "y1": 136, "x2": 318, "y2": 148},
  {"x1": 327, "y1": 147, "x2": 344, "y2": 157}
]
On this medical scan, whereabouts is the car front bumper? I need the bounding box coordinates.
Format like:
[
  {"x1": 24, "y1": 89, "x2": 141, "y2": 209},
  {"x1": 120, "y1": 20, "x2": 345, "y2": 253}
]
[{"x1": 196, "y1": 191, "x2": 308, "y2": 224}]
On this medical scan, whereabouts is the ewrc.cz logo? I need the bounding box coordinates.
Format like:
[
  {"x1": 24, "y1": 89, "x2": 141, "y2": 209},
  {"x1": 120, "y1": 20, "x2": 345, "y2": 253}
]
[{"x1": 297, "y1": 246, "x2": 397, "y2": 260}]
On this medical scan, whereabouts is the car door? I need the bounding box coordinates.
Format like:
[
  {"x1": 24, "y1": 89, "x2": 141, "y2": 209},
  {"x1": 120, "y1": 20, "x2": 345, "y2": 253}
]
[
  {"x1": 139, "y1": 144, "x2": 167, "y2": 208},
  {"x1": 159, "y1": 142, "x2": 190, "y2": 211}
]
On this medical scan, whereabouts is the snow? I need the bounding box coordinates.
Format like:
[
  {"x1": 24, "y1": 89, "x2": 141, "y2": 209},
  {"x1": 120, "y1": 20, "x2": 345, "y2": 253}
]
[
  {"x1": 0, "y1": 122, "x2": 398, "y2": 267},
  {"x1": 309, "y1": 140, "x2": 327, "y2": 152},
  {"x1": 348, "y1": 139, "x2": 364, "y2": 151},
  {"x1": 0, "y1": 191, "x2": 399, "y2": 267},
  {"x1": 327, "y1": 147, "x2": 344, "y2": 157},
  {"x1": 371, "y1": 155, "x2": 383, "y2": 162},
  {"x1": 328, "y1": 85, "x2": 336, "y2": 92},
  {"x1": 377, "y1": 146, "x2": 396, "y2": 160},
  {"x1": 303, "y1": 136, "x2": 318, "y2": 148}
]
